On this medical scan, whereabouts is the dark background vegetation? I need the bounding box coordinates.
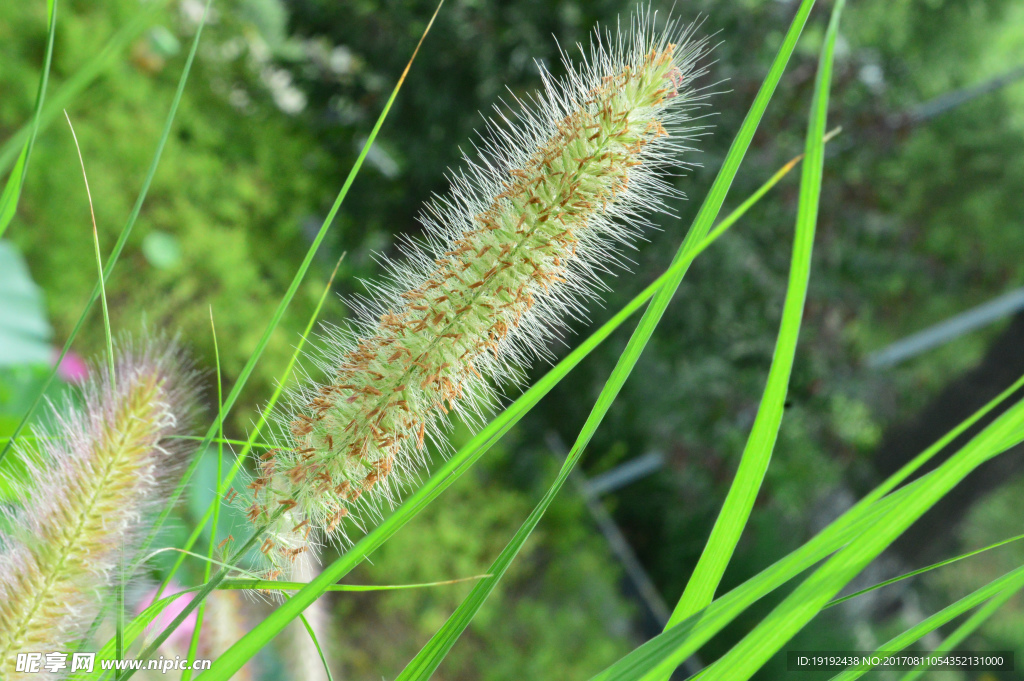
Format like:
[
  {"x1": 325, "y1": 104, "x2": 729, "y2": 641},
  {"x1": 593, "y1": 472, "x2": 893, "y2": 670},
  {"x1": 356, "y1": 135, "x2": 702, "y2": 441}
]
[{"x1": 2, "y1": 0, "x2": 1024, "y2": 678}]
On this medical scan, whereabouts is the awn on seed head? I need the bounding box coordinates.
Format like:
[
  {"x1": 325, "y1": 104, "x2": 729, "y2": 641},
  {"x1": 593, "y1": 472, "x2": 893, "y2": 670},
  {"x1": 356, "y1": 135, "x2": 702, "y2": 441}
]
[{"x1": 0, "y1": 338, "x2": 199, "y2": 678}]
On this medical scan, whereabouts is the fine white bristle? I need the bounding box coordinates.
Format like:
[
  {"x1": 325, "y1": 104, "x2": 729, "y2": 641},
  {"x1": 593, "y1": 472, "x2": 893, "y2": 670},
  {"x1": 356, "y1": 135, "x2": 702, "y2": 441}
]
[{"x1": 239, "y1": 7, "x2": 713, "y2": 577}]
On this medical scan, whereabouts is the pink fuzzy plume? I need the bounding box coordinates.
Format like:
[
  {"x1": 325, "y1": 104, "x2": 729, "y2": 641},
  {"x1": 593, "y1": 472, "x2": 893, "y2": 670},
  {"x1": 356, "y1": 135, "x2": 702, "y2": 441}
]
[{"x1": 0, "y1": 336, "x2": 199, "y2": 678}]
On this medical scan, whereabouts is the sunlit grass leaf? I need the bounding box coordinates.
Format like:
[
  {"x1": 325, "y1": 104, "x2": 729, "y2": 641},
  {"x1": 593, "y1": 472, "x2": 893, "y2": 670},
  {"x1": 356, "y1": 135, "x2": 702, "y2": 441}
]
[
  {"x1": 667, "y1": 0, "x2": 834, "y2": 641},
  {"x1": 829, "y1": 563, "x2": 1024, "y2": 681},
  {"x1": 0, "y1": 0, "x2": 57, "y2": 239},
  {"x1": 585, "y1": 371, "x2": 1024, "y2": 680},
  {"x1": 180, "y1": 309, "x2": 226, "y2": 681}
]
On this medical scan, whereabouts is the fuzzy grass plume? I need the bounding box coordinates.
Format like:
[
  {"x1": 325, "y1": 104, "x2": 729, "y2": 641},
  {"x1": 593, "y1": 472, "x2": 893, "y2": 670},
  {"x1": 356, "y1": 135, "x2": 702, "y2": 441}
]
[
  {"x1": 0, "y1": 338, "x2": 198, "y2": 678},
  {"x1": 244, "y1": 8, "x2": 712, "y2": 576}
]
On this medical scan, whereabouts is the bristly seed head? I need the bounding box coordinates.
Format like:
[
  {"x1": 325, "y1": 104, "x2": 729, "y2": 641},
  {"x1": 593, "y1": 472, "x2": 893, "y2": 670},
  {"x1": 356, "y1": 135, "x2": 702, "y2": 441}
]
[
  {"x1": 0, "y1": 337, "x2": 199, "y2": 675},
  {"x1": 241, "y1": 7, "x2": 713, "y2": 577}
]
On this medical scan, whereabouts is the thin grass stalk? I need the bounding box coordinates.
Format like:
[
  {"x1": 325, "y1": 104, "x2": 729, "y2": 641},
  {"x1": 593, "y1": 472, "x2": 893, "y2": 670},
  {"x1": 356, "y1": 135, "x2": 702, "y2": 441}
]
[
  {"x1": 664, "y1": 0, "x2": 839, "y2": 648},
  {"x1": 0, "y1": 0, "x2": 57, "y2": 238},
  {"x1": 828, "y1": 564, "x2": 1024, "y2": 681},
  {"x1": 181, "y1": 310, "x2": 225, "y2": 681}
]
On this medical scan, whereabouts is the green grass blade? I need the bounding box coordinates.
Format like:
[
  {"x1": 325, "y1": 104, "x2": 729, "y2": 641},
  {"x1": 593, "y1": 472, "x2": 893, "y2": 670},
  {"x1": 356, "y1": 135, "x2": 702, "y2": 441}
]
[
  {"x1": 826, "y1": 530, "x2": 1024, "y2": 609},
  {"x1": 172, "y1": 436, "x2": 275, "y2": 449},
  {"x1": 0, "y1": 1, "x2": 167, "y2": 176},
  {"x1": 0, "y1": 147, "x2": 31, "y2": 238},
  {"x1": 0, "y1": 0, "x2": 57, "y2": 238},
  {"x1": 694, "y1": 399, "x2": 1024, "y2": 680},
  {"x1": 585, "y1": 377, "x2": 1024, "y2": 681},
  {"x1": 65, "y1": 111, "x2": 115, "y2": 382},
  {"x1": 298, "y1": 614, "x2": 335, "y2": 681},
  {"x1": 394, "y1": 143, "x2": 825, "y2": 681},
  {"x1": 0, "y1": 0, "x2": 208, "y2": 466},
  {"x1": 202, "y1": 135, "x2": 809, "y2": 681},
  {"x1": 627, "y1": 0, "x2": 817, "y2": 399},
  {"x1": 897, "y1": 589, "x2": 1018, "y2": 681},
  {"x1": 80, "y1": 591, "x2": 192, "y2": 680},
  {"x1": 181, "y1": 309, "x2": 225, "y2": 681},
  {"x1": 827, "y1": 564, "x2": 1024, "y2": 681},
  {"x1": 666, "y1": 0, "x2": 839, "y2": 639}
]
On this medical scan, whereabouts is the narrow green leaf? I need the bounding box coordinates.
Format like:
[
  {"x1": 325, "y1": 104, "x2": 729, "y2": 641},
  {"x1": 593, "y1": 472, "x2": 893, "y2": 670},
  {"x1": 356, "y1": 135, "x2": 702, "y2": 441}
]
[
  {"x1": 667, "y1": 0, "x2": 837, "y2": 639},
  {"x1": 73, "y1": 588, "x2": 195, "y2": 680},
  {"x1": 826, "y1": 530, "x2": 1024, "y2": 609},
  {"x1": 181, "y1": 309, "x2": 226, "y2": 681},
  {"x1": 298, "y1": 614, "x2": 335, "y2": 681},
  {"x1": 64, "y1": 107, "x2": 123, "y2": 673},
  {"x1": 0, "y1": 0, "x2": 58, "y2": 238},
  {"x1": 587, "y1": 374, "x2": 1024, "y2": 681},
  {"x1": 74, "y1": 573, "x2": 488, "y2": 679},
  {"x1": 827, "y1": 564, "x2": 1024, "y2": 681},
  {"x1": 0, "y1": 147, "x2": 31, "y2": 238},
  {"x1": 64, "y1": 111, "x2": 115, "y2": 383}
]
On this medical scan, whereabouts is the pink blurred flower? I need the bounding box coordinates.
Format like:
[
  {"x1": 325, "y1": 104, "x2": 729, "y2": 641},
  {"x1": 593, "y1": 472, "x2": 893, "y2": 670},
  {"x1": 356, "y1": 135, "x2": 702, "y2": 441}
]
[
  {"x1": 51, "y1": 348, "x2": 89, "y2": 383},
  {"x1": 137, "y1": 582, "x2": 198, "y2": 650}
]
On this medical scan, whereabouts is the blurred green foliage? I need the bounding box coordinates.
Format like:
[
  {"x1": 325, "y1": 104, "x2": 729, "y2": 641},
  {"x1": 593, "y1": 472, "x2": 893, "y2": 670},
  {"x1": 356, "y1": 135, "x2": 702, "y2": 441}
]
[{"x1": 0, "y1": 0, "x2": 343, "y2": 422}]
